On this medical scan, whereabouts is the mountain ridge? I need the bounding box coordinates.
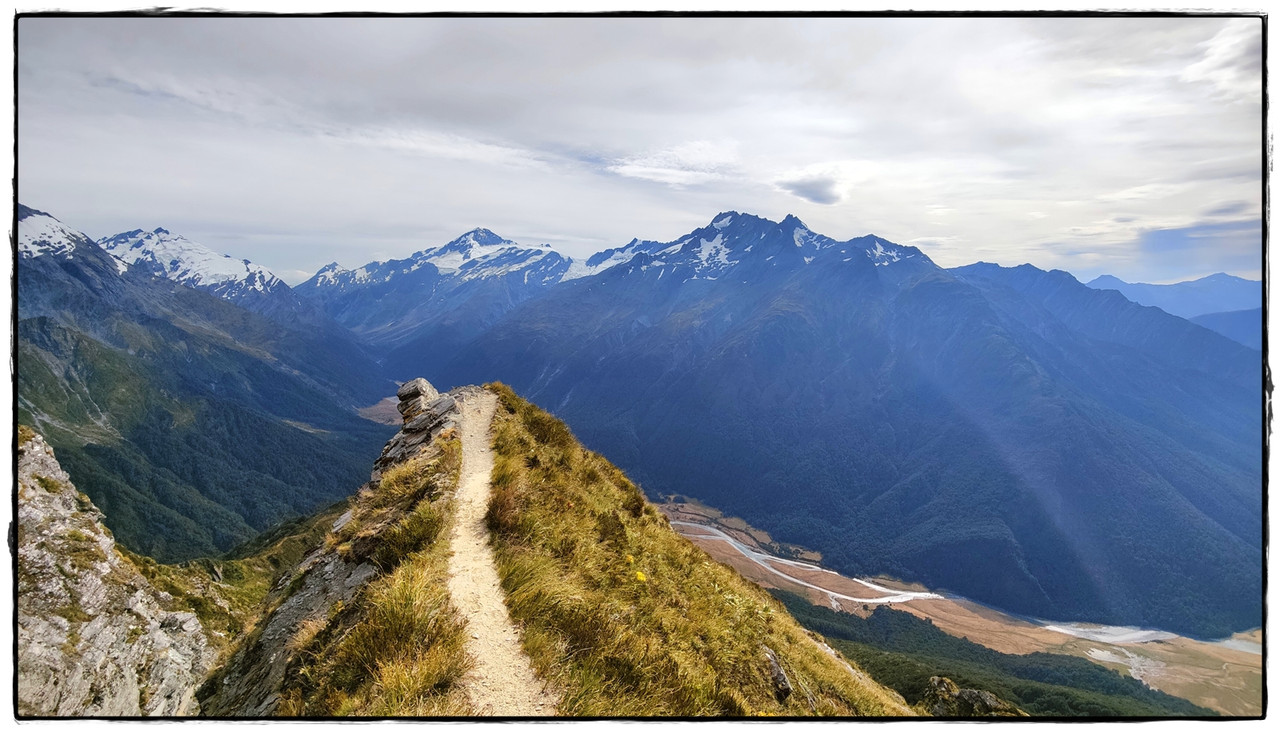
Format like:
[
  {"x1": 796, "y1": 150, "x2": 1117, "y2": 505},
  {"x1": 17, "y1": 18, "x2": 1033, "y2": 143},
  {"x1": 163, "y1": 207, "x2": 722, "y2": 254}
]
[
  {"x1": 1084, "y1": 272, "x2": 1260, "y2": 319},
  {"x1": 17, "y1": 204, "x2": 396, "y2": 560}
]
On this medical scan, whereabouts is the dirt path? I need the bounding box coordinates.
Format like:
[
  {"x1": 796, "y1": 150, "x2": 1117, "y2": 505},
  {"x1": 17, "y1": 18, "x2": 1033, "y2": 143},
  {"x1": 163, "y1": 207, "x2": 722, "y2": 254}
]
[{"x1": 446, "y1": 389, "x2": 558, "y2": 716}]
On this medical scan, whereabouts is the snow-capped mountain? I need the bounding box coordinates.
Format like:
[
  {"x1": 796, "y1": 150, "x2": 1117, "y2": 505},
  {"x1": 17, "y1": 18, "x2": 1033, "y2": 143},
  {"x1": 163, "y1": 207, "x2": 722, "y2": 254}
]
[
  {"x1": 18, "y1": 205, "x2": 126, "y2": 272},
  {"x1": 297, "y1": 228, "x2": 597, "y2": 350},
  {"x1": 306, "y1": 228, "x2": 577, "y2": 292},
  {"x1": 421, "y1": 211, "x2": 1259, "y2": 640},
  {"x1": 583, "y1": 211, "x2": 928, "y2": 284},
  {"x1": 99, "y1": 228, "x2": 288, "y2": 303}
]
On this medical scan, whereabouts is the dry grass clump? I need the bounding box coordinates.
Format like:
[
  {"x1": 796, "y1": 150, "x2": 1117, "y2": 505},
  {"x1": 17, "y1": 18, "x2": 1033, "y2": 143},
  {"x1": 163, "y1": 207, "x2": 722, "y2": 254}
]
[
  {"x1": 271, "y1": 440, "x2": 472, "y2": 717},
  {"x1": 483, "y1": 382, "x2": 913, "y2": 717}
]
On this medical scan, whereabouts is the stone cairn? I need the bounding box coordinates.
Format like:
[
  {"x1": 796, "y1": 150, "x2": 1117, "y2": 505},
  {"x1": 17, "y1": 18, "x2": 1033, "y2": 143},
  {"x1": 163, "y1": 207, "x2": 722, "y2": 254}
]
[{"x1": 370, "y1": 378, "x2": 460, "y2": 481}]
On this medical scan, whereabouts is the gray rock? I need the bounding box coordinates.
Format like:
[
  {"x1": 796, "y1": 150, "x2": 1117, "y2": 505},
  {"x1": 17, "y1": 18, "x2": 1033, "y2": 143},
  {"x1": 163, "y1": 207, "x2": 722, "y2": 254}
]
[
  {"x1": 918, "y1": 676, "x2": 1026, "y2": 717},
  {"x1": 761, "y1": 645, "x2": 792, "y2": 702},
  {"x1": 16, "y1": 431, "x2": 217, "y2": 717},
  {"x1": 396, "y1": 395, "x2": 428, "y2": 419},
  {"x1": 404, "y1": 395, "x2": 457, "y2": 433},
  {"x1": 197, "y1": 552, "x2": 379, "y2": 717},
  {"x1": 396, "y1": 377, "x2": 438, "y2": 402}
]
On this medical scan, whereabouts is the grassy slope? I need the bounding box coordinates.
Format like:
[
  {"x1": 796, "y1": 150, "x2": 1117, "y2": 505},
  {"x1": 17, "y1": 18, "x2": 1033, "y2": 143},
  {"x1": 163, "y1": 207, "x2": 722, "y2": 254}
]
[
  {"x1": 483, "y1": 383, "x2": 913, "y2": 717},
  {"x1": 121, "y1": 502, "x2": 349, "y2": 657},
  {"x1": 271, "y1": 439, "x2": 473, "y2": 716}
]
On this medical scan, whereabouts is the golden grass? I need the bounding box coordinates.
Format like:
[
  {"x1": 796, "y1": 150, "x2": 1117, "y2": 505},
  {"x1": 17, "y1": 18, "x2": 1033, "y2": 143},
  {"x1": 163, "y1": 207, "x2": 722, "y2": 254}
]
[
  {"x1": 482, "y1": 382, "x2": 913, "y2": 717},
  {"x1": 272, "y1": 443, "x2": 473, "y2": 717}
]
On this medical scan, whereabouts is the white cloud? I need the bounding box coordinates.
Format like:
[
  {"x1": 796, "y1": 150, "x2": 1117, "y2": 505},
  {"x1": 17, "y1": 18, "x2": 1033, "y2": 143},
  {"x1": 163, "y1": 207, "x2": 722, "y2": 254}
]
[
  {"x1": 16, "y1": 15, "x2": 1262, "y2": 285},
  {"x1": 607, "y1": 140, "x2": 741, "y2": 187},
  {"x1": 1180, "y1": 18, "x2": 1262, "y2": 101}
]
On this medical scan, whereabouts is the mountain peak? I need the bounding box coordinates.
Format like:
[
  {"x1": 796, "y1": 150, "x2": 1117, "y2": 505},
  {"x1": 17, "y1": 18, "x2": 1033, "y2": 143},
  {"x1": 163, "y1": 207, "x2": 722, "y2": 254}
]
[
  {"x1": 446, "y1": 228, "x2": 510, "y2": 250},
  {"x1": 1087, "y1": 274, "x2": 1127, "y2": 287},
  {"x1": 17, "y1": 204, "x2": 95, "y2": 261},
  {"x1": 99, "y1": 227, "x2": 285, "y2": 298},
  {"x1": 780, "y1": 213, "x2": 808, "y2": 230},
  {"x1": 17, "y1": 203, "x2": 56, "y2": 222}
]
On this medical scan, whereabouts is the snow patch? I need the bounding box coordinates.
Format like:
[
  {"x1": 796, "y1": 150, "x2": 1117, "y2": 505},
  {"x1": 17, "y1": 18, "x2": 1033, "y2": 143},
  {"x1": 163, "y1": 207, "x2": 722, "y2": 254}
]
[
  {"x1": 100, "y1": 228, "x2": 283, "y2": 294},
  {"x1": 18, "y1": 212, "x2": 81, "y2": 258}
]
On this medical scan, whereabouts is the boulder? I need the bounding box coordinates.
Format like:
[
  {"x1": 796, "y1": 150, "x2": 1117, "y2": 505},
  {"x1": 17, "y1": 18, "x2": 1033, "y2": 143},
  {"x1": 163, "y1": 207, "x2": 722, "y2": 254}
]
[
  {"x1": 761, "y1": 645, "x2": 792, "y2": 702},
  {"x1": 396, "y1": 377, "x2": 438, "y2": 402},
  {"x1": 917, "y1": 676, "x2": 1027, "y2": 717}
]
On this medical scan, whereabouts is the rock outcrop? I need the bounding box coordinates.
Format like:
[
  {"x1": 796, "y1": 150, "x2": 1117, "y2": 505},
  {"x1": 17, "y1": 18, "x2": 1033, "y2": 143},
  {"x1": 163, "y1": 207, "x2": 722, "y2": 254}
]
[
  {"x1": 371, "y1": 378, "x2": 459, "y2": 481},
  {"x1": 16, "y1": 427, "x2": 217, "y2": 716},
  {"x1": 916, "y1": 676, "x2": 1027, "y2": 717}
]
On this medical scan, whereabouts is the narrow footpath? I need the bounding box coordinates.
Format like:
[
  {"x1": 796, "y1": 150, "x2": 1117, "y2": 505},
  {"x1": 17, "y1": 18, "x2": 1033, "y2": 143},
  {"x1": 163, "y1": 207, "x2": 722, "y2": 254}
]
[{"x1": 446, "y1": 389, "x2": 558, "y2": 716}]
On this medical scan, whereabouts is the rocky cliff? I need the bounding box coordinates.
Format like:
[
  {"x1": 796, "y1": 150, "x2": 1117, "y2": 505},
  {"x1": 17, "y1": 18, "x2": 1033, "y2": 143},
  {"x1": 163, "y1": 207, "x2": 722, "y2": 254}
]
[{"x1": 16, "y1": 426, "x2": 217, "y2": 716}]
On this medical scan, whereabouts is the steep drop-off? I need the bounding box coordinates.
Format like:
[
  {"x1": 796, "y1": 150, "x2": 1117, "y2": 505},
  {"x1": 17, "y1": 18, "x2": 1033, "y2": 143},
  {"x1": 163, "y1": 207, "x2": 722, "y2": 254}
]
[{"x1": 16, "y1": 426, "x2": 216, "y2": 716}]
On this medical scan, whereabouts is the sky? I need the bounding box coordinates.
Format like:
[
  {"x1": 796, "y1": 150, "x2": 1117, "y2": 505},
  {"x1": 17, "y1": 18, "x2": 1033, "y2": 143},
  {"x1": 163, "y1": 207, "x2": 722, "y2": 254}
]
[{"x1": 16, "y1": 12, "x2": 1264, "y2": 285}]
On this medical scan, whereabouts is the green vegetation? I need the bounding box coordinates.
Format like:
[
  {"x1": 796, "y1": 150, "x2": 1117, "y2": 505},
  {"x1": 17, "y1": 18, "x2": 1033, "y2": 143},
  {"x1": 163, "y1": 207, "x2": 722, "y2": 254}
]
[
  {"x1": 269, "y1": 441, "x2": 472, "y2": 716},
  {"x1": 121, "y1": 502, "x2": 348, "y2": 654},
  {"x1": 18, "y1": 316, "x2": 394, "y2": 563},
  {"x1": 34, "y1": 475, "x2": 67, "y2": 495},
  {"x1": 482, "y1": 382, "x2": 912, "y2": 717},
  {"x1": 772, "y1": 591, "x2": 1214, "y2": 717}
]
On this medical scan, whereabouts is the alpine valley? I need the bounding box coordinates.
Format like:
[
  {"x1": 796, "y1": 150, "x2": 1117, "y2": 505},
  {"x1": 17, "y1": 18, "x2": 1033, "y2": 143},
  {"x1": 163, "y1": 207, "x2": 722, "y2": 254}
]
[{"x1": 14, "y1": 205, "x2": 1263, "y2": 718}]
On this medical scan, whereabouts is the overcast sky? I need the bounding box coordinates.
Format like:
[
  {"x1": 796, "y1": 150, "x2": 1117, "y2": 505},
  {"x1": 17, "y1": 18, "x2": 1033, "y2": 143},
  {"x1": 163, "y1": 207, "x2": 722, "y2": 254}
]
[{"x1": 17, "y1": 14, "x2": 1263, "y2": 285}]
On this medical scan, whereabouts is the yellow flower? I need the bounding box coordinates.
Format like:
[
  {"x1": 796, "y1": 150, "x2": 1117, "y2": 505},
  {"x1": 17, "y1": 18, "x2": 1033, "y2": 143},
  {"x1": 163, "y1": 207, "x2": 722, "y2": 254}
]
[
  {"x1": 626, "y1": 554, "x2": 635, "y2": 564},
  {"x1": 635, "y1": 571, "x2": 647, "y2": 582}
]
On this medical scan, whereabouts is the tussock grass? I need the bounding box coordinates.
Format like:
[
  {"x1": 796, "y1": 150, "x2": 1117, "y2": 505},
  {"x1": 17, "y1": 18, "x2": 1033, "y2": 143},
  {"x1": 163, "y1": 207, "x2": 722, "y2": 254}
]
[
  {"x1": 271, "y1": 442, "x2": 472, "y2": 716},
  {"x1": 483, "y1": 382, "x2": 913, "y2": 717}
]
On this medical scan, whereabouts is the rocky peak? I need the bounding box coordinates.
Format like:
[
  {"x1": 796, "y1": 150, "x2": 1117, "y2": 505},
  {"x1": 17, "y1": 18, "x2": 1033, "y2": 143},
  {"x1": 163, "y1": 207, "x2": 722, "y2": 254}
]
[{"x1": 16, "y1": 426, "x2": 217, "y2": 716}]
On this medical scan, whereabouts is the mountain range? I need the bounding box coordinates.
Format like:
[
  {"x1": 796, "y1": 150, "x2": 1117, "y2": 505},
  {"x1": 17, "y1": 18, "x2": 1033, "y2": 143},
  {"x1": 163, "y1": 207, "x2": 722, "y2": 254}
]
[
  {"x1": 16, "y1": 204, "x2": 394, "y2": 560},
  {"x1": 16, "y1": 205, "x2": 1263, "y2": 641},
  {"x1": 307, "y1": 211, "x2": 1259, "y2": 638}
]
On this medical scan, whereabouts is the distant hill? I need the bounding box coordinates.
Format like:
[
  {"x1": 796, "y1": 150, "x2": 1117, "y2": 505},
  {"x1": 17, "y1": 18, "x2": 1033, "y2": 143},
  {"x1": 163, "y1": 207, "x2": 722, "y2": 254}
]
[
  {"x1": 1190, "y1": 308, "x2": 1263, "y2": 351},
  {"x1": 1085, "y1": 273, "x2": 1260, "y2": 319}
]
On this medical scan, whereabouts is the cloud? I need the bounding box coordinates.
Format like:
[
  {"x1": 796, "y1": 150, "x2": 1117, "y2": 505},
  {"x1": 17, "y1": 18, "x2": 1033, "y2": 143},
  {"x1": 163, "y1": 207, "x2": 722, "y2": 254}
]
[
  {"x1": 1203, "y1": 200, "x2": 1251, "y2": 217},
  {"x1": 775, "y1": 175, "x2": 843, "y2": 205},
  {"x1": 1180, "y1": 18, "x2": 1262, "y2": 101},
  {"x1": 16, "y1": 15, "x2": 1262, "y2": 285},
  {"x1": 606, "y1": 140, "x2": 740, "y2": 187}
]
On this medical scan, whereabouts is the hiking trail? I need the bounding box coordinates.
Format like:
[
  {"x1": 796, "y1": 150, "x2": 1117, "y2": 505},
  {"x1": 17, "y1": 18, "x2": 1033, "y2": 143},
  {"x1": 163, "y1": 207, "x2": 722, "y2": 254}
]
[{"x1": 447, "y1": 389, "x2": 559, "y2": 716}]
